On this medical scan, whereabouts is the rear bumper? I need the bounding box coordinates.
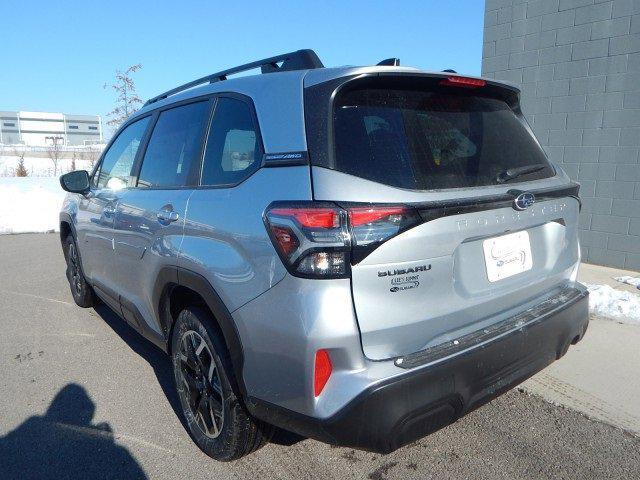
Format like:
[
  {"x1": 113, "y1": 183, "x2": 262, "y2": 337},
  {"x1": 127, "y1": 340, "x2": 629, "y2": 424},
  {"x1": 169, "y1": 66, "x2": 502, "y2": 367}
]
[{"x1": 248, "y1": 285, "x2": 589, "y2": 453}]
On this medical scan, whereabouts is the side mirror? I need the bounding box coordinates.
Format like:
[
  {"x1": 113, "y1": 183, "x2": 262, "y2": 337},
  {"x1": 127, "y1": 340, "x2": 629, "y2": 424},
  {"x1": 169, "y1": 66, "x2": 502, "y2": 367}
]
[{"x1": 60, "y1": 170, "x2": 90, "y2": 194}]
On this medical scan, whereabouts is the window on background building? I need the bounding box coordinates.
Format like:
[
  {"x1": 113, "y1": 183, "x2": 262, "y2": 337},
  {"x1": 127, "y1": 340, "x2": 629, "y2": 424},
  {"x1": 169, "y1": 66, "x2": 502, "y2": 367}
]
[
  {"x1": 3, "y1": 122, "x2": 15, "y2": 127},
  {"x1": 88, "y1": 126, "x2": 98, "y2": 131},
  {"x1": 68, "y1": 125, "x2": 79, "y2": 130}
]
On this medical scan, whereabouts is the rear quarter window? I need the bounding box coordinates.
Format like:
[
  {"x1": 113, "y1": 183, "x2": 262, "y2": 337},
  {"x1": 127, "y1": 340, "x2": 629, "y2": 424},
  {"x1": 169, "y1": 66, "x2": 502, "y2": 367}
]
[
  {"x1": 200, "y1": 97, "x2": 263, "y2": 187},
  {"x1": 331, "y1": 85, "x2": 554, "y2": 190}
]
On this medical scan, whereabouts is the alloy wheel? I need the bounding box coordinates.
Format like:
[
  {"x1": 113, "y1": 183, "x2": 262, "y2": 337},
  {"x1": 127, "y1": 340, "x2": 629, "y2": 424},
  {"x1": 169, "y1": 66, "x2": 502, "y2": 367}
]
[
  {"x1": 67, "y1": 242, "x2": 82, "y2": 294},
  {"x1": 177, "y1": 330, "x2": 224, "y2": 438}
]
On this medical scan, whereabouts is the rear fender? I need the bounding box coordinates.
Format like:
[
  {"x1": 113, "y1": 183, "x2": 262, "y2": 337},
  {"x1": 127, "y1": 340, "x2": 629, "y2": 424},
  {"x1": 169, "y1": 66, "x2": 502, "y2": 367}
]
[{"x1": 153, "y1": 266, "x2": 247, "y2": 397}]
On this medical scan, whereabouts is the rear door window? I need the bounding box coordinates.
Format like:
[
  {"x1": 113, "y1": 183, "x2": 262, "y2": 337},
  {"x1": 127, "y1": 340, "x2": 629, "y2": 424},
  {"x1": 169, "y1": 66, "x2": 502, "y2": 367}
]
[
  {"x1": 137, "y1": 100, "x2": 211, "y2": 188},
  {"x1": 333, "y1": 87, "x2": 554, "y2": 190},
  {"x1": 201, "y1": 97, "x2": 263, "y2": 186}
]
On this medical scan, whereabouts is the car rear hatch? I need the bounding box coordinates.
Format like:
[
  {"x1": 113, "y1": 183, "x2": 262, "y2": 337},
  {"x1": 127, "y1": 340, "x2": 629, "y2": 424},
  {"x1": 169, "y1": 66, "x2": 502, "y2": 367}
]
[{"x1": 304, "y1": 72, "x2": 582, "y2": 360}]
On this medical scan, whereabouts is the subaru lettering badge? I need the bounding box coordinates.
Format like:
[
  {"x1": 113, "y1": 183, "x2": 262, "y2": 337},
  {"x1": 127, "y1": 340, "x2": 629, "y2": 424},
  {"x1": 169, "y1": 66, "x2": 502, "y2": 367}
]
[{"x1": 513, "y1": 192, "x2": 535, "y2": 211}]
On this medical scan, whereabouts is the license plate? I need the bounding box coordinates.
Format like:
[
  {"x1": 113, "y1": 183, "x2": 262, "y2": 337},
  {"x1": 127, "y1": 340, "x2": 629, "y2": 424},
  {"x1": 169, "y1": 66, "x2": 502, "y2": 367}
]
[{"x1": 483, "y1": 231, "x2": 533, "y2": 282}]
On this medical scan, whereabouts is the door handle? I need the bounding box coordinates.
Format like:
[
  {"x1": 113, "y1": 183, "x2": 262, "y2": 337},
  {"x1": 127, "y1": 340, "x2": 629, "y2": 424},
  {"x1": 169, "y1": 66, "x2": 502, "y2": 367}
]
[
  {"x1": 157, "y1": 210, "x2": 179, "y2": 223},
  {"x1": 104, "y1": 205, "x2": 117, "y2": 216}
]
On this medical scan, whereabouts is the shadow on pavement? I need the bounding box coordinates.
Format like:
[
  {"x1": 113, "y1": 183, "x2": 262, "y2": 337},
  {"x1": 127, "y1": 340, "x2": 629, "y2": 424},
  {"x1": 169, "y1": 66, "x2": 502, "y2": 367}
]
[
  {"x1": 92, "y1": 303, "x2": 305, "y2": 448},
  {"x1": 91, "y1": 304, "x2": 187, "y2": 430},
  {"x1": 0, "y1": 384, "x2": 147, "y2": 480}
]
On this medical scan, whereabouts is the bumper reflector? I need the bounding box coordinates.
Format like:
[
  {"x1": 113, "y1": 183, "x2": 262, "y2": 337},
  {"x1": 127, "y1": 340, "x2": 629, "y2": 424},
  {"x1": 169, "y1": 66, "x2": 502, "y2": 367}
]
[{"x1": 314, "y1": 349, "x2": 332, "y2": 397}]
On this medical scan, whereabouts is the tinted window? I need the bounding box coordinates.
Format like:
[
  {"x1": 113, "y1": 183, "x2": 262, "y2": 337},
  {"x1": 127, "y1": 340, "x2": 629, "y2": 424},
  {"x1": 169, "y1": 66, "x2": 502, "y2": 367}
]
[
  {"x1": 201, "y1": 97, "x2": 262, "y2": 186},
  {"x1": 138, "y1": 101, "x2": 211, "y2": 188},
  {"x1": 96, "y1": 117, "x2": 150, "y2": 189},
  {"x1": 333, "y1": 88, "x2": 554, "y2": 190}
]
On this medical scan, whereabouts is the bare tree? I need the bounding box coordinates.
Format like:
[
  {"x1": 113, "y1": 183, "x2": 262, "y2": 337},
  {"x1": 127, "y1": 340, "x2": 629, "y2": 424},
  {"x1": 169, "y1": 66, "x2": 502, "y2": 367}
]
[
  {"x1": 12, "y1": 148, "x2": 28, "y2": 177},
  {"x1": 70, "y1": 149, "x2": 77, "y2": 172},
  {"x1": 104, "y1": 64, "x2": 143, "y2": 131},
  {"x1": 46, "y1": 137, "x2": 63, "y2": 176},
  {"x1": 79, "y1": 145, "x2": 101, "y2": 170},
  {"x1": 15, "y1": 158, "x2": 28, "y2": 177},
  {"x1": 11, "y1": 147, "x2": 24, "y2": 160}
]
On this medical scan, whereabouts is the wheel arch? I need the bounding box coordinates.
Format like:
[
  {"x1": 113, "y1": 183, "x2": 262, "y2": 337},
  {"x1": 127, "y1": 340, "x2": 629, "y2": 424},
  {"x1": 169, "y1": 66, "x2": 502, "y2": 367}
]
[
  {"x1": 155, "y1": 266, "x2": 247, "y2": 397},
  {"x1": 59, "y1": 212, "x2": 75, "y2": 251},
  {"x1": 59, "y1": 212, "x2": 86, "y2": 272}
]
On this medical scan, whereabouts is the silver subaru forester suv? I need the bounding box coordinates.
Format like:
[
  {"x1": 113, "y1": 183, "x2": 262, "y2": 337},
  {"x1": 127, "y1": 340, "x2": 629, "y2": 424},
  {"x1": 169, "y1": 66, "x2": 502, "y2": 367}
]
[{"x1": 59, "y1": 49, "x2": 589, "y2": 461}]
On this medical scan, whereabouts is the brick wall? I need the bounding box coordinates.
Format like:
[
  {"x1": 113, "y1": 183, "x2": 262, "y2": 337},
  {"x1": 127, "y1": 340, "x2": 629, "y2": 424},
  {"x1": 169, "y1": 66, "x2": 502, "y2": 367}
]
[{"x1": 482, "y1": 0, "x2": 640, "y2": 270}]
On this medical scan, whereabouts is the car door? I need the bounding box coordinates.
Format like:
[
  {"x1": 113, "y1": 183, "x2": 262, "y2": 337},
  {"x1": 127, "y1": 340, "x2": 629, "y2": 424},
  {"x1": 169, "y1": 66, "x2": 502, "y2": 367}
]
[
  {"x1": 75, "y1": 116, "x2": 151, "y2": 308},
  {"x1": 179, "y1": 95, "x2": 292, "y2": 312},
  {"x1": 112, "y1": 98, "x2": 213, "y2": 335}
]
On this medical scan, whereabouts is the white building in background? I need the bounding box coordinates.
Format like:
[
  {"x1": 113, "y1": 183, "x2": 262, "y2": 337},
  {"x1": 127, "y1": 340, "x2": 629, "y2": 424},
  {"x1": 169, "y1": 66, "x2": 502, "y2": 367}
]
[{"x1": 0, "y1": 111, "x2": 103, "y2": 146}]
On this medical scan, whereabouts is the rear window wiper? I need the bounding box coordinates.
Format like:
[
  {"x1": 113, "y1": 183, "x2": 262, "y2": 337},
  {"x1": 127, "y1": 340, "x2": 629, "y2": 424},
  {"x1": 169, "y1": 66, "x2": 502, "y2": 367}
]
[{"x1": 496, "y1": 164, "x2": 547, "y2": 184}]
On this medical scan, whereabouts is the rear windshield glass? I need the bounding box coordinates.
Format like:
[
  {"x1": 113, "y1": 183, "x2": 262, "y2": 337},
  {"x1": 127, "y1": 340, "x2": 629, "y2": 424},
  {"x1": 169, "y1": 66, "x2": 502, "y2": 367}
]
[{"x1": 333, "y1": 88, "x2": 554, "y2": 190}]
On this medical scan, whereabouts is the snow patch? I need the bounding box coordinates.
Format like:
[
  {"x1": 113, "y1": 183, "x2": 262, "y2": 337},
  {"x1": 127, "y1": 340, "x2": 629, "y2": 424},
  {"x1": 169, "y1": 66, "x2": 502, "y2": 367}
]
[
  {"x1": 0, "y1": 177, "x2": 66, "y2": 234},
  {"x1": 0, "y1": 155, "x2": 94, "y2": 177},
  {"x1": 614, "y1": 276, "x2": 640, "y2": 290},
  {"x1": 585, "y1": 283, "x2": 640, "y2": 325}
]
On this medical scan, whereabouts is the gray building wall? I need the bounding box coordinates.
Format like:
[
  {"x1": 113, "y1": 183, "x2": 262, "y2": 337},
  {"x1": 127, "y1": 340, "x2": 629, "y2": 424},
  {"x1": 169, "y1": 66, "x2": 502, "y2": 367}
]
[
  {"x1": 482, "y1": 0, "x2": 640, "y2": 270},
  {"x1": 64, "y1": 114, "x2": 103, "y2": 146},
  {"x1": 0, "y1": 111, "x2": 102, "y2": 146},
  {"x1": 0, "y1": 111, "x2": 21, "y2": 145}
]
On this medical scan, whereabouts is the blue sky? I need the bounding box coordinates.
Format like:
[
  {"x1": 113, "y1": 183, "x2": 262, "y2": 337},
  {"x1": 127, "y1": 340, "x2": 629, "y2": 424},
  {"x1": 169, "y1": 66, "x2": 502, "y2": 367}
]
[{"x1": 1, "y1": 0, "x2": 484, "y2": 129}]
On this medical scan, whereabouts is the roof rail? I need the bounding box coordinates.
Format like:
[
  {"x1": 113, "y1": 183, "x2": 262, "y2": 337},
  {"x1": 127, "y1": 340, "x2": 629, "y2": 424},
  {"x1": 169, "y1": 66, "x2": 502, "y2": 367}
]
[
  {"x1": 377, "y1": 58, "x2": 400, "y2": 66},
  {"x1": 144, "y1": 49, "x2": 324, "y2": 106}
]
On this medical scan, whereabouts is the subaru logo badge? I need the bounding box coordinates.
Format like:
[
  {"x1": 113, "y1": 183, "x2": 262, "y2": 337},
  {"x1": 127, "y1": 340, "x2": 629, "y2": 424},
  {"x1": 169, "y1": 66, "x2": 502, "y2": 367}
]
[{"x1": 513, "y1": 192, "x2": 535, "y2": 211}]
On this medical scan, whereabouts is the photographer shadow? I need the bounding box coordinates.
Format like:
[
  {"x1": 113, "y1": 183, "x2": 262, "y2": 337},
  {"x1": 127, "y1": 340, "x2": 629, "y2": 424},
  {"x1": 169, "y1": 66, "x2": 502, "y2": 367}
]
[{"x1": 0, "y1": 383, "x2": 147, "y2": 480}]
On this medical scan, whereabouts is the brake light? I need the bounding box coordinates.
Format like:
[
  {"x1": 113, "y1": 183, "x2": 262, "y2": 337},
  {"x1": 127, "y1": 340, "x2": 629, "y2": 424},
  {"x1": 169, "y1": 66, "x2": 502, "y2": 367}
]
[
  {"x1": 347, "y1": 205, "x2": 421, "y2": 263},
  {"x1": 265, "y1": 202, "x2": 348, "y2": 278},
  {"x1": 314, "y1": 349, "x2": 332, "y2": 397},
  {"x1": 264, "y1": 202, "x2": 422, "y2": 278},
  {"x1": 268, "y1": 207, "x2": 339, "y2": 229},
  {"x1": 348, "y1": 206, "x2": 407, "y2": 226},
  {"x1": 440, "y1": 76, "x2": 486, "y2": 88}
]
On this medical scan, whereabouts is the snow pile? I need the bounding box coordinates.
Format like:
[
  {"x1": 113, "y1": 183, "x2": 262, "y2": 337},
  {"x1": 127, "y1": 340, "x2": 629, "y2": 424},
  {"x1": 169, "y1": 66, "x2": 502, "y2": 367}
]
[
  {"x1": 0, "y1": 155, "x2": 94, "y2": 177},
  {"x1": 615, "y1": 276, "x2": 640, "y2": 289},
  {"x1": 0, "y1": 177, "x2": 66, "y2": 234},
  {"x1": 586, "y1": 283, "x2": 640, "y2": 325}
]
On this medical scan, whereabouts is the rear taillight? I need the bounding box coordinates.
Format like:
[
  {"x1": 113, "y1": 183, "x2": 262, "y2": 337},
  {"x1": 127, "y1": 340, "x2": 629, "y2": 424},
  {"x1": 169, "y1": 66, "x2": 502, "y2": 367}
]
[
  {"x1": 264, "y1": 202, "x2": 421, "y2": 278},
  {"x1": 268, "y1": 207, "x2": 339, "y2": 228},
  {"x1": 347, "y1": 205, "x2": 421, "y2": 263},
  {"x1": 264, "y1": 202, "x2": 348, "y2": 278}
]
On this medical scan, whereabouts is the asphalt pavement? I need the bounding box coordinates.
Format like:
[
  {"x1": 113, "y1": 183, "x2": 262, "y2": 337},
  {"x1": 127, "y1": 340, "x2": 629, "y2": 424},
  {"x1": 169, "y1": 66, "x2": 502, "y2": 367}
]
[{"x1": 1, "y1": 233, "x2": 639, "y2": 480}]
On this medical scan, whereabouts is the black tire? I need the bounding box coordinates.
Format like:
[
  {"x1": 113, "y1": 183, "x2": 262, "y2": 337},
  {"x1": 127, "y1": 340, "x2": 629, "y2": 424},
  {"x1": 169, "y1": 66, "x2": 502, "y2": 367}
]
[
  {"x1": 170, "y1": 307, "x2": 271, "y2": 461},
  {"x1": 63, "y1": 235, "x2": 97, "y2": 308}
]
